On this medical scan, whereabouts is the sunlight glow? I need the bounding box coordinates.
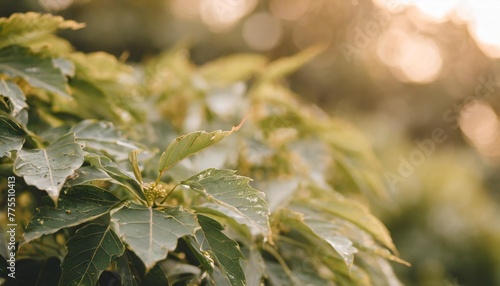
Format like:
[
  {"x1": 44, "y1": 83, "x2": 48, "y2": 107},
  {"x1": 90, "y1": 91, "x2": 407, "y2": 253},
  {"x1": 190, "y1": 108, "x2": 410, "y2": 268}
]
[
  {"x1": 199, "y1": 0, "x2": 257, "y2": 32},
  {"x1": 243, "y1": 12, "x2": 283, "y2": 51},
  {"x1": 459, "y1": 101, "x2": 500, "y2": 157},
  {"x1": 377, "y1": 30, "x2": 442, "y2": 84},
  {"x1": 372, "y1": 0, "x2": 500, "y2": 58}
]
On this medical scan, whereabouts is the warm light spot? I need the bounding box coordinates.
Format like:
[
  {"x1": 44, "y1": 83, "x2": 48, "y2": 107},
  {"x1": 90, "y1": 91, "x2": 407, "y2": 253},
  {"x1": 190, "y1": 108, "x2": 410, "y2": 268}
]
[
  {"x1": 170, "y1": 0, "x2": 201, "y2": 20},
  {"x1": 376, "y1": 28, "x2": 408, "y2": 67},
  {"x1": 242, "y1": 12, "x2": 283, "y2": 51},
  {"x1": 373, "y1": 0, "x2": 500, "y2": 58},
  {"x1": 409, "y1": 0, "x2": 458, "y2": 21},
  {"x1": 377, "y1": 31, "x2": 442, "y2": 84},
  {"x1": 463, "y1": 1, "x2": 500, "y2": 58},
  {"x1": 199, "y1": 0, "x2": 256, "y2": 32},
  {"x1": 397, "y1": 36, "x2": 442, "y2": 83},
  {"x1": 459, "y1": 101, "x2": 499, "y2": 150},
  {"x1": 269, "y1": 0, "x2": 311, "y2": 21},
  {"x1": 40, "y1": 0, "x2": 73, "y2": 11}
]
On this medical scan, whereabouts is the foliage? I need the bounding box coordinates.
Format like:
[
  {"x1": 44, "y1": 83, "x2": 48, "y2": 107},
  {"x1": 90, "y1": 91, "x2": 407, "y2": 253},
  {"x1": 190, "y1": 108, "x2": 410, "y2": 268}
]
[{"x1": 0, "y1": 13, "x2": 405, "y2": 285}]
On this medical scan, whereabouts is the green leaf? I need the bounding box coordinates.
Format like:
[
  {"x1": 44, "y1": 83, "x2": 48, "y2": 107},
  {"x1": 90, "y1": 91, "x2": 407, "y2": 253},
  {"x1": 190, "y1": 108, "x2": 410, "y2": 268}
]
[
  {"x1": 16, "y1": 257, "x2": 62, "y2": 286},
  {"x1": 272, "y1": 209, "x2": 350, "y2": 275},
  {"x1": 71, "y1": 120, "x2": 145, "y2": 161},
  {"x1": 0, "y1": 45, "x2": 70, "y2": 97},
  {"x1": 142, "y1": 264, "x2": 169, "y2": 286},
  {"x1": 23, "y1": 185, "x2": 121, "y2": 244},
  {"x1": 65, "y1": 166, "x2": 112, "y2": 186},
  {"x1": 240, "y1": 246, "x2": 266, "y2": 286},
  {"x1": 14, "y1": 133, "x2": 84, "y2": 201},
  {"x1": 52, "y1": 57, "x2": 75, "y2": 77},
  {"x1": 59, "y1": 220, "x2": 124, "y2": 286},
  {"x1": 111, "y1": 204, "x2": 197, "y2": 269},
  {"x1": 0, "y1": 113, "x2": 26, "y2": 157},
  {"x1": 0, "y1": 12, "x2": 84, "y2": 50},
  {"x1": 158, "y1": 122, "x2": 244, "y2": 173},
  {"x1": 198, "y1": 54, "x2": 267, "y2": 85},
  {"x1": 258, "y1": 45, "x2": 325, "y2": 82},
  {"x1": 129, "y1": 150, "x2": 143, "y2": 184},
  {"x1": 116, "y1": 252, "x2": 141, "y2": 286},
  {"x1": 0, "y1": 79, "x2": 27, "y2": 116},
  {"x1": 304, "y1": 197, "x2": 397, "y2": 254},
  {"x1": 301, "y1": 217, "x2": 357, "y2": 267},
  {"x1": 182, "y1": 169, "x2": 270, "y2": 236},
  {"x1": 197, "y1": 215, "x2": 246, "y2": 286},
  {"x1": 87, "y1": 154, "x2": 147, "y2": 203}
]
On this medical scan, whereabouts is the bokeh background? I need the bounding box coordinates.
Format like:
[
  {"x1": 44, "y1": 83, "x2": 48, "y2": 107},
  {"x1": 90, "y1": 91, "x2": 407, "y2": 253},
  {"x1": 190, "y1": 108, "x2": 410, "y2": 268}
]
[{"x1": 2, "y1": 0, "x2": 500, "y2": 285}]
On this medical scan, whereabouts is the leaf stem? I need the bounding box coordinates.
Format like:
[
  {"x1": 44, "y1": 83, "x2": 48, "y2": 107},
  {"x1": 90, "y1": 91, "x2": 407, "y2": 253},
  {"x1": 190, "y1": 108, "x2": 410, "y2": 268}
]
[{"x1": 159, "y1": 184, "x2": 179, "y2": 204}]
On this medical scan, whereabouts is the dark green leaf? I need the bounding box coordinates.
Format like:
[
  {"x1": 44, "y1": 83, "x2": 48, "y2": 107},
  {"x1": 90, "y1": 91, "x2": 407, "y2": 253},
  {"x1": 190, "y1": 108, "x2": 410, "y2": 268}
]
[
  {"x1": 142, "y1": 264, "x2": 169, "y2": 286},
  {"x1": 182, "y1": 169, "x2": 270, "y2": 235},
  {"x1": 116, "y1": 252, "x2": 141, "y2": 286},
  {"x1": 59, "y1": 221, "x2": 124, "y2": 286},
  {"x1": 0, "y1": 45, "x2": 69, "y2": 97},
  {"x1": 0, "y1": 113, "x2": 26, "y2": 157},
  {"x1": 14, "y1": 133, "x2": 84, "y2": 201},
  {"x1": 111, "y1": 204, "x2": 197, "y2": 269},
  {"x1": 0, "y1": 79, "x2": 27, "y2": 116},
  {"x1": 16, "y1": 257, "x2": 62, "y2": 286},
  {"x1": 23, "y1": 185, "x2": 121, "y2": 244},
  {"x1": 197, "y1": 215, "x2": 245, "y2": 286}
]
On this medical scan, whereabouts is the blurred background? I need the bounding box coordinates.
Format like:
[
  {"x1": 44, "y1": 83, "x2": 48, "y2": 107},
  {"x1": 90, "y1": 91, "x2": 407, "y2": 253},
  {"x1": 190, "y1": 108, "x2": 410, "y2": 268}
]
[{"x1": 2, "y1": 0, "x2": 500, "y2": 285}]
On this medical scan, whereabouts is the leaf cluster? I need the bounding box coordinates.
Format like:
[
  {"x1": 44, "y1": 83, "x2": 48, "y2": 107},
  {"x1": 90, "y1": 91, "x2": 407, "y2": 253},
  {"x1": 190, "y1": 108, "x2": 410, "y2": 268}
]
[{"x1": 0, "y1": 13, "x2": 405, "y2": 286}]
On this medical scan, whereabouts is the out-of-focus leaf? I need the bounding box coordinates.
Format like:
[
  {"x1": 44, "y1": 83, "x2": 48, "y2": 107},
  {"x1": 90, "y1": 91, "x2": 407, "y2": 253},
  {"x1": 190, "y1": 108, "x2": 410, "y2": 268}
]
[
  {"x1": 14, "y1": 133, "x2": 84, "y2": 201},
  {"x1": 158, "y1": 122, "x2": 244, "y2": 173},
  {"x1": 69, "y1": 52, "x2": 131, "y2": 81},
  {"x1": 198, "y1": 54, "x2": 267, "y2": 85},
  {"x1": 196, "y1": 215, "x2": 245, "y2": 286},
  {"x1": 264, "y1": 261, "x2": 294, "y2": 286},
  {"x1": 258, "y1": 45, "x2": 325, "y2": 82},
  {"x1": 0, "y1": 45, "x2": 70, "y2": 97},
  {"x1": 52, "y1": 57, "x2": 75, "y2": 77},
  {"x1": 71, "y1": 120, "x2": 145, "y2": 161},
  {"x1": 240, "y1": 246, "x2": 266, "y2": 286},
  {"x1": 60, "y1": 220, "x2": 124, "y2": 286},
  {"x1": 272, "y1": 209, "x2": 350, "y2": 275},
  {"x1": 302, "y1": 197, "x2": 397, "y2": 254},
  {"x1": 111, "y1": 204, "x2": 197, "y2": 269},
  {"x1": 0, "y1": 12, "x2": 83, "y2": 50},
  {"x1": 0, "y1": 113, "x2": 26, "y2": 157},
  {"x1": 182, "y1": 168, "x2": 270, "y2": 235},
  {"x1": 356, "y1": 254, "x2": 403, "y2": 286},
  {"x1": 23, "y1": 185, "x2": 121, "y2": 244},
  {"x1": 0, "y1": 79, "x2": 27, "y2": 116}
]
